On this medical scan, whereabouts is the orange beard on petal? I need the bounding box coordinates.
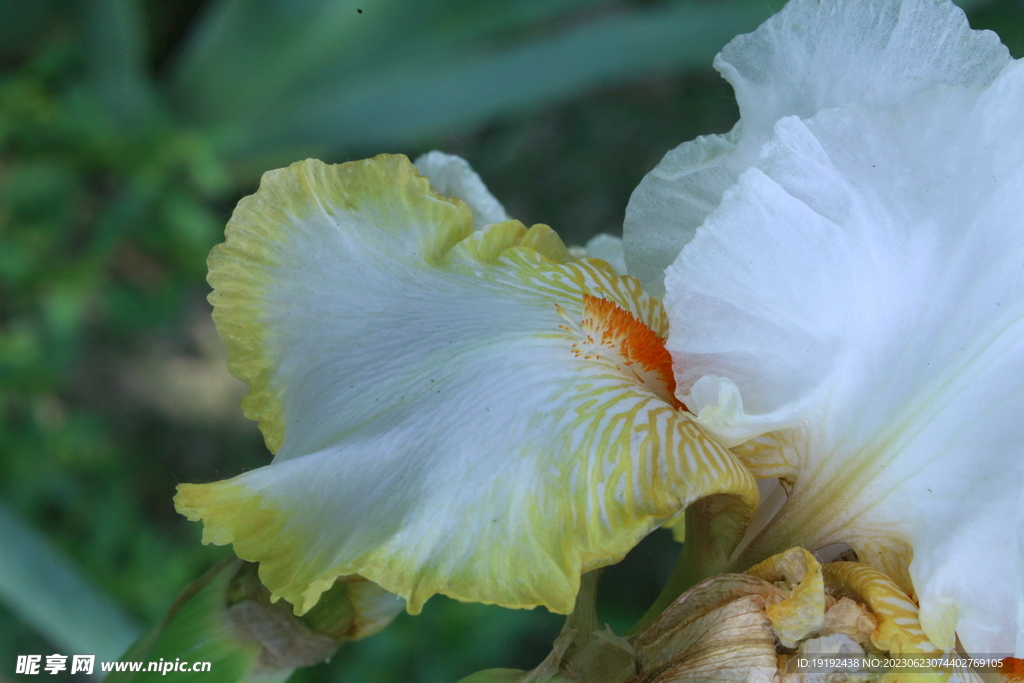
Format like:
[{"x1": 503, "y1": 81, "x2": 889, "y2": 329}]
[{"x1": 560, "y1": 294, "x2": 683, "y2": 410}]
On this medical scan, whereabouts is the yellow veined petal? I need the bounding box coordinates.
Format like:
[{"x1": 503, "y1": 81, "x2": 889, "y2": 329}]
[
  {"x1": 730, "y1": 431, "x2": 799, "y2": 482},
  {"x1": 175, "y1": 155, "x2": 759, "y2": 616},
  {"x1": 823, "y1": 562, "x2": 940, "y2": 657}
]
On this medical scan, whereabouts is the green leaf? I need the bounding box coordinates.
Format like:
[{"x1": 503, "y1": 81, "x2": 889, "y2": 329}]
[
  {"x1": 956, "y1": 0, "x2": 999, "y2": 10},
  {"x1": 105, "y1": 561, "x2": 270, "y2": 683},
  {"x1": 455, "y1": 670, "x2": 529, "y2": 683},
  {"x1": 166, "y1": 0, "x2": 771, "y2": 164},
  {"x1": 247, "y1": 2, "x2": 768, "y2": 154},
  {"x1": 0, "y1": 0, "x2": 58, "y2": 57},
  {"x1": 83, "y1": 0, "x2": 154, "y2": 125},
  {"x1": 168, "y1": 0, "x2": 602, "y2": 125},
  {"x1": 108, "y1": 560, "x2": 399, "y2": 682},
  {"x1": 0, "y1": 503, "x2": 141, "y2": 661}
]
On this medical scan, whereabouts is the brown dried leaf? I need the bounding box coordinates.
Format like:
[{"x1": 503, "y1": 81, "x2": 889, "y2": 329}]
[{"x1": 228, "y1": 600, "x2": 339, "y2": 670}]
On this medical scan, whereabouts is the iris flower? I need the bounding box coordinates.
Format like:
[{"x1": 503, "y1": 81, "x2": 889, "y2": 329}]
[{"x1": 176, "y1": 0, "x2": 1024, "y2": 660}]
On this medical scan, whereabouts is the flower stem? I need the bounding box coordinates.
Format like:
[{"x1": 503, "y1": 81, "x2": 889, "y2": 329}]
[
  {"x1": 561, "y1": 569, "x2": 602, "y2": 642},
  {"x1": 629, "y1": 494, "x2": 751, "y2": 634}
]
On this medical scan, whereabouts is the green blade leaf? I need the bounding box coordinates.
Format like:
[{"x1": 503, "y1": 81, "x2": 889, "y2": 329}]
[
  {"x1": 83, "y1": 0, "x2": 154, "y2": 125},
  {"x1": 215, "y1": 2, "x2": 772, "y2": 162},
  {"x1": 167, "y1": 0, "x2": 603, "y2": 126},
  {"x1": 104, "y1": 561, "x2": 271, "y2": 683},
  {"x1": 0, "y1": 503, "x2": 141, "y2": 661}
]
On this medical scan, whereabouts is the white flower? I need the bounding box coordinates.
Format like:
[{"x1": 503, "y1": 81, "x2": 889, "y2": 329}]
[{"x1": 626, "y1": 0, "x2": 1023, "y2": 655}]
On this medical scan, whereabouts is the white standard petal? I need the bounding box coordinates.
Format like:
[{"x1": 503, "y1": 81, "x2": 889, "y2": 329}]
[
  {"x1": 414, "y1": 151, "x2": 509, "y2": 229},
  {"x1": 663, "y1": 52, "x2": 1024, "y2": 655},
  {"x1": 623, "y1": 0, "x2": 1009, "y2": 296}
]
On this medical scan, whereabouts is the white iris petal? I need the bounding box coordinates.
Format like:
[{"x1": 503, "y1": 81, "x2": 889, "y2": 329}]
[
  {"x1": 627, "y1": 0, "x2": 1024, "y2": 657},
  {"x1": 623, "y1": 0, "x2": 1009, "y2": 297}
]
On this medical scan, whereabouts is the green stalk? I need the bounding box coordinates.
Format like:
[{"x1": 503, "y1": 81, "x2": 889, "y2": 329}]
[{"x1": 630, "y1": 494, "x2": 751, "y2": 634}]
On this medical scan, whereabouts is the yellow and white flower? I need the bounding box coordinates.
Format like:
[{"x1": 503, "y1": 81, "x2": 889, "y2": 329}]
[
  {"x1": 625, "y1": 0, "x2": 1024, "y2": 656},
  {"x1": 174, "y1": 153, "x2": 758, "y2": 617},
  {"x1": 175, "y1": 0, "x2": 1024, "y2": 663}
]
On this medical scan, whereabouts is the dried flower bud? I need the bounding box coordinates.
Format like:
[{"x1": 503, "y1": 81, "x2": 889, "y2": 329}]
[{"x1": 630, "y1": 574, "x2": 780, "y2": 682}]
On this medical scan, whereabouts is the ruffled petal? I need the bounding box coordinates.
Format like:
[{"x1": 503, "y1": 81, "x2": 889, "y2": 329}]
[
  {"x1": 663, "y1": 50, "x2": 1024, "y2": 655},
  {"x1": 623, "y1": 0, "x2": 1009, "y2": 296},
  {"x1": 413, "y1": 151, "x2": 508, "y2": 229},
  {"x1": 175, "y1": 155, "x2": 758, "y2": 616}
]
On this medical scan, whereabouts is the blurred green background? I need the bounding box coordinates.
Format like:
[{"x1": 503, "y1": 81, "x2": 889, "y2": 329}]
[{"x1": 1, "y1": 0, "x2": 1021, "y2": 680}]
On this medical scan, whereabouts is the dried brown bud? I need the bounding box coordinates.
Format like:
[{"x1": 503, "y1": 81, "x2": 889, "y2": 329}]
[{"x1": 630, "y1": 574, "x2": 780, "y2": 683}]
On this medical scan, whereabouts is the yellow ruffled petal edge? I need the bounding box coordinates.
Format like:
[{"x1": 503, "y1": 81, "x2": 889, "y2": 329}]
[
  {"x1": 206, "y1": 154, "x2": 472, "y2": 454},
  {"x1": 177, "y1": 155, "x2": 760, "y2": 616}
]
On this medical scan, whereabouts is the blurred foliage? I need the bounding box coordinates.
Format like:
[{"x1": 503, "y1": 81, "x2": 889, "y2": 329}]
[
  {"x1": 1, "y1": 0, "x2": 1022, "y2": 681},
  {"x1": 0, "y1": 503, "x2": 140, "y2": 662}
]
